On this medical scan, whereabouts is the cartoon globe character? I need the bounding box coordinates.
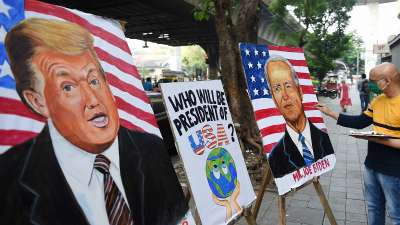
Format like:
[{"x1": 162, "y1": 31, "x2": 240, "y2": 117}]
[{"x1": 206, "y1": 147, "x2": 242, "y2": 222}]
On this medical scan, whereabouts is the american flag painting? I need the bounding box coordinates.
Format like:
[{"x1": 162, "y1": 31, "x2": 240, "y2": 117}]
[
  {"x1": 239, "y1": 43, "x2": 326, "y2": 154},
  {"x1": 0, "y1": 0, "x2": 160, "y2": 153}
]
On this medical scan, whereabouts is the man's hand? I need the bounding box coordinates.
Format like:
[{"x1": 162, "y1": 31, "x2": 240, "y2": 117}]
[
  {"x1": 356, "y1": 136, "x2": 400, "y2": 149},
  {"x1": 315, "y1": 104, "x2": 339, "y2": 120}
]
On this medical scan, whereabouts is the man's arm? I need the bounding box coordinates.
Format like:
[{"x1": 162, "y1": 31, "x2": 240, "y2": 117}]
[
  {"x1": 336, "y1": 113, "x2": 373, "y2": 129},
  {"x1": 315, "y1": 104, "x2": 339, "y2": 120},
  {"x1": 316, "y1": 104, "x2": 373, "y2": 129}
]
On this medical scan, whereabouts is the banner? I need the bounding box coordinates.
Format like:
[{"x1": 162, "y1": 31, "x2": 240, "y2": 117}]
[
  {"x1": 0, "y1": 0, "x2": 160, "y2": 154},
  {"x1": 239, "y1": 43, "x2": 336, "y2": 195},
  {"x1": 0, "y1": 1, "x2": 192, "y2": 224},
  {"x1": 161, "y1": 80, "x2": 256, "y2": 225}
]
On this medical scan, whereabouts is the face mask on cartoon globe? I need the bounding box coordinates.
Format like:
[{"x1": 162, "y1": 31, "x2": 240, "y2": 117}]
[{"x1": 206, "y1": 147, "x2": 242, "y2": 222}]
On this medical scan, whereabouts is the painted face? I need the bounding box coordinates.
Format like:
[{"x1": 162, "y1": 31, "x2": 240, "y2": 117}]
[
  {"x1": 267, "y1": 61, "x2": 304, "y2": 124},
  {"x1": 205, "y1": 147, "x2": 237, "y2": 198},
  {"x1": 32, "y1": 49, "x2": 119, "y2": 153}
]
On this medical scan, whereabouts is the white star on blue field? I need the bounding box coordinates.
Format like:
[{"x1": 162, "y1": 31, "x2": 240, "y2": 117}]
[
  {"x1": 239, "y1": 43, "x2": 271, "y2": 100},
  {"x1": 0, "y1": 0, "x2": 24, "y2": 89}
]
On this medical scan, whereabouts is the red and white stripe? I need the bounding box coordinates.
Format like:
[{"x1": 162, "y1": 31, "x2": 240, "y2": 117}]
[
  {"x1": 216, "y1": 124, "x2": 229, "y2": 146},
  {"x1": 202, "y1": 124, "x2": 217, "y2": 149},
  {"x1": 0, "y1": 0, "x2": 160, "y2": 153},
  {"x1": 252, "y1": 45, "x2": 325, "y2": 154}
]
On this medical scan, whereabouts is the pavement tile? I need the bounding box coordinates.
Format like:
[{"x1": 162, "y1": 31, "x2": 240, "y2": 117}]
[
  {"x1": 285, "y1": 207, "x2": 324, "y2": 224},
  {"x1": 323, "y1": 219, "x2": 345, "y2": 225},
  {"x1": 330, "y1": 186, "x2": 346, "y2": 193},
  {"x1": 346, "y1": 191, "x2": 364, "y2": 200},
  {"x1": 332, "y1": 210, "x2": 346, "y2": 221},
  {"x1": 346, "y1": 212, "x2": 367, "y2": 223},
  {"x1": 346, "y1": 199, "x2": 366, "y2": 214}
]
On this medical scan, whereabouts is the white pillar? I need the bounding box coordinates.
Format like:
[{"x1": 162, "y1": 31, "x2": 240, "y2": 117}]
[
  {"x1": 397, "y1": 0, "x2": 400, "y2": 19},
  {"x1": 169, "y1": 47, "x2": 182, "y2": 71},
  {"x1": 364, "y1": 2, "x2": 379, "y2": 77}
]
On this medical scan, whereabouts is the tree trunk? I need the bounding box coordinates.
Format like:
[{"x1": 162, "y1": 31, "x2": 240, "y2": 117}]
[
  {"x1": 213, "y1": 0, "x2": 262, "y2": 153},
  {"x1": 202, "y1": 44, "x2": 219, "y2": 80}
]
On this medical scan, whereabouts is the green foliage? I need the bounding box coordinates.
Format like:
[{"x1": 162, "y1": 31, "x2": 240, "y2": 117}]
[
  {"x1": 306, "y1": 32, "x2": 352, "y2": 80},
  {"x1": 181, "y1": 45, "x2": 207, "y2": 77},
  {"x1": 193, "y1": 0, "x2": 214, "y2": 21},
  {"x1": 341, "y1": 34, "x2": 365, "y2": 75},
  {"x1": 269, "y1": 0, "x2": 356, "y2": 80}
]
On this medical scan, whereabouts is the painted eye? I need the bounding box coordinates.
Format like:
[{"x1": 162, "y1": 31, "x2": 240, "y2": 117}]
[
  {"x1": 90, "y1": 79, "x2": 100, "y2": 86},
  {"x1": 62, "y1": 84, "x2": 73, "y2": 92},
  {"x1": 221, "y1": 161, "x2": 227, "y2": 168},
  {"x1": 273, "y1": 86, "x2": 281, "y2": 93},
  {"x1": 221, "y1": 161, "x2": 228, "y2": 174},
  {"x1": 212, "y1": 166, "x2": 221, "y2": 179}
]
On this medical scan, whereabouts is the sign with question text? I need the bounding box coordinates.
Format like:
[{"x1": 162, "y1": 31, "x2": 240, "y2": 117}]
[{"x1": 161, "y1": 80, "x2": 256, "y2": 225}]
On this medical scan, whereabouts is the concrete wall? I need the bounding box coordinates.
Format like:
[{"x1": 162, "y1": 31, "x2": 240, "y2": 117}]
[{"x1": 391, "y1": 43, "x2": 400, "y2": 68}]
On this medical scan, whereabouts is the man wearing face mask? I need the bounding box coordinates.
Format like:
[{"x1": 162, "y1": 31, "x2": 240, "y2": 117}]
[{"x1": 317, "y1": 63, "x2": 400, "y2": 225}]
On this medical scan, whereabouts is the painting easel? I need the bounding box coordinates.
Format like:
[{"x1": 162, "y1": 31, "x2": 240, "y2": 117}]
[
  {"x1": 251, "y1": 166, "x2": 337, "y2": 225},
  {"x1": 185, "y1": 188, "x2": 257, "y2": 225}
]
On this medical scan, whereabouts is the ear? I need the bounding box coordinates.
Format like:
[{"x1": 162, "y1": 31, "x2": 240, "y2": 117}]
[
  {"x1": 22, "y1": 90, "x2": 49, "y2": 117},
  {"x1": 298, "y1": 85, "x2": 304, "y2": 101}
]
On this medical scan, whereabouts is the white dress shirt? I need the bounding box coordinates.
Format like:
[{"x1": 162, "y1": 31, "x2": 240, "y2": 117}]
[
  {"x1": 49, "y1": 120, "x2": 129, "y2": 225},
  {"x1": 286, "y1": 120, "x2": 314, "y2": 157}
]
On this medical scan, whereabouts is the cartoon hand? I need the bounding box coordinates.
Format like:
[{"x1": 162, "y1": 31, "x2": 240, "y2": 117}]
[
  {"x1": 212, "y1": 193, "x2": 232, "y2": 222},
  {"x1": 231, "y1": 181, "x2": 242, "y2": 214}
]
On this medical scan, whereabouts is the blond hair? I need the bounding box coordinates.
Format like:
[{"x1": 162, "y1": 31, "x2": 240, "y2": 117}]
[{"x1": 5, "y1": 18, "x2": 99, "y2": 106}]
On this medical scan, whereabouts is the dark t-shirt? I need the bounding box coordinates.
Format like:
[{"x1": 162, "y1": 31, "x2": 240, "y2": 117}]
[
  {"x1": 365, "y1": 141, "x2": 400, "y2": 177},
  {"x1": 337, "y1": 113, "x2": 400, "y2": 178},
  {"x1": 357, "y1": 79, "x2": 369, "y2": 95}
]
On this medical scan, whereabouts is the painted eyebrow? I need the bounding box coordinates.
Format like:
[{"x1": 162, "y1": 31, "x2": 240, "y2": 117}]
[
  {"x1": 87, "y1": 68, "x2": 97, "y2": 75},
  {"x1": 85, "y1": 64, "x2": 105, "y2": 78},
  {"x1": 48, "y1": 63, "x2": 70, "y2": 77},
  {"x1": 81, "y1": 62, "x2": 98, "y2": 71}
]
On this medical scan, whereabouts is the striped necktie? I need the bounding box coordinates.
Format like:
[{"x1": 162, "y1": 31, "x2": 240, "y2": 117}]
[
  {"x1": 94, "y1": 154, "x2": 134, "y2": 225},
  {"x1": 298, "y1": 134, "x2": 314, "y2": 166}
]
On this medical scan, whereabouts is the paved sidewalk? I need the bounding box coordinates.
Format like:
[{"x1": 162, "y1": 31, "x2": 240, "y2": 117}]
[{"x1": 236, "y1": 85, "x2": 392, "y2": 225}]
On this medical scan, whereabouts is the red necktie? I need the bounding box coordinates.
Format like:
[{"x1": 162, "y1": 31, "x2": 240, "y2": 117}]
[{"x1": 94, "y1": 154, "x2": 134, "y2": 225}]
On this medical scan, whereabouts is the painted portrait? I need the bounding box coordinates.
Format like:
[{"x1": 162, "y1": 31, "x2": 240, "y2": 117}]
[
  {"x1": 240, "y1": 43, "x2": 336, "y2": 195},
  {"x1": 264, "y1": 55, "x2": 334, "y2": 179},
  {"x1": 0, "y1": 1, "x2": 188, "y2": 224}
]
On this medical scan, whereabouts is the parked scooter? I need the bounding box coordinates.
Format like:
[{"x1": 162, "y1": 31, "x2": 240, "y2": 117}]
[{"x1": 317, "y1": 88, "x2": 338, "y2": 99}]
